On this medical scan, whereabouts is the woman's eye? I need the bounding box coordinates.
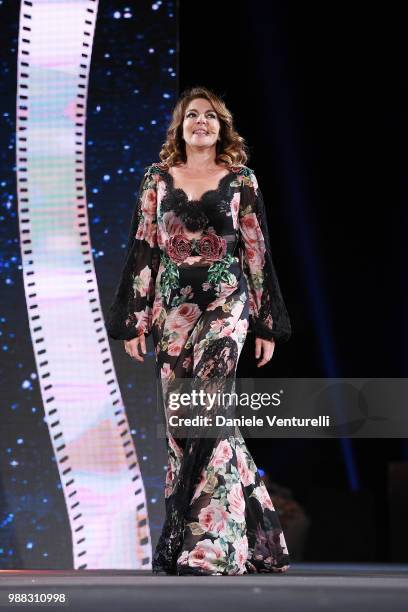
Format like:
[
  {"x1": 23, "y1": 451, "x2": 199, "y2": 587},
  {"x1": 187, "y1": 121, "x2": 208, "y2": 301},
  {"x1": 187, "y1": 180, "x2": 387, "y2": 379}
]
[{"x1": 186, "y1": 112, "x2": 217, "y2": 118}]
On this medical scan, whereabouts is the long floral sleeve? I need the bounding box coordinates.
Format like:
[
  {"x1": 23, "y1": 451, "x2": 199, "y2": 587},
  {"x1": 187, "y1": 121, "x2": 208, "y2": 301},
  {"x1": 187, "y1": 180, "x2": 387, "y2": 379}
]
[
  {"x1": 105, "y1": 165, "x2": 160, "y2": 340},
  {"x1": 238, "y1": 169, "x2": 291, "y2": 342}
]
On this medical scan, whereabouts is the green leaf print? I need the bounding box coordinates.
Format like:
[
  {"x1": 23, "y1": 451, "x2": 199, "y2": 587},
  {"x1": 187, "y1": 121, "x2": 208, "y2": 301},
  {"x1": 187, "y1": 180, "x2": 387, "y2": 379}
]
[
  {"x1": 214, "y1": 484, "x2": 227, "y2": 501},
  {"x1": 218, "y1": 537, "x2": 230, "y2": 553},
  {"x1": 224, "y1": 471, "x2": 241, "y2": 488},
  {"x1": 226, "y1": 521, "x2": 245, "y2": 543},
  {"x1": 207, "y1": 254, "x2": 236, "y2": 290},
  {"x1": 160, "y1": 253, "x2": 179, "y2": 304},
  {"x1": 230, "y1": 465, "x2": 241, "y2": 482}
]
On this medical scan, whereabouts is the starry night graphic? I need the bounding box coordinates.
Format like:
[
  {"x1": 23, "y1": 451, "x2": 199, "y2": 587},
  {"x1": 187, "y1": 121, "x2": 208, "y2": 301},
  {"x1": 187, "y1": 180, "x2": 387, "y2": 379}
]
[{"x1": 0, "y1": 0, "x2": 176, "y2": 568}]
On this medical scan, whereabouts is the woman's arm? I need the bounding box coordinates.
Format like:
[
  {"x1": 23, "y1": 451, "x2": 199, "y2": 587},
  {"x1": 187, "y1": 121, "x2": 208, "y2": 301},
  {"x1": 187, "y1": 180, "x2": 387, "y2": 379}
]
[
  {"x1": 105, "y1": 165, "x2": 160, "y2": 341},
  {"x1": 239, "y1": 168, "x2": 292, "y2": 344}
]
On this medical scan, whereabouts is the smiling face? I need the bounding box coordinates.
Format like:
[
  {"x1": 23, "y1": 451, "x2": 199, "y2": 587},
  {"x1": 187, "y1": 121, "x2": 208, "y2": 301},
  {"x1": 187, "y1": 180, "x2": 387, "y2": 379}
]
[{"x1": 182, "y1": 97, "x2": 221, "y2": 150}]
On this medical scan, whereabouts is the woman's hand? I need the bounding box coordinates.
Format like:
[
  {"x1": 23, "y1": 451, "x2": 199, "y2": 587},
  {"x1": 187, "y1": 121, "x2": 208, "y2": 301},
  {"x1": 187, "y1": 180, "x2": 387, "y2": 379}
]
[
  {"x1": 124, "y1": 335, "x2": 146, "y2": 362},
  {"x1": 255, "y1": 337, "x2": 275, "y2": 367}
]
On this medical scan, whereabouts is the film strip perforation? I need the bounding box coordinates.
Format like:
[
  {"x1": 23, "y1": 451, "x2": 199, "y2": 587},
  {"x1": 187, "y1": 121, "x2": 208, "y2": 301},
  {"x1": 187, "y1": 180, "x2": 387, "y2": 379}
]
[{"x1": 16, "y1": 0, "x2": 151, "y2": 569}]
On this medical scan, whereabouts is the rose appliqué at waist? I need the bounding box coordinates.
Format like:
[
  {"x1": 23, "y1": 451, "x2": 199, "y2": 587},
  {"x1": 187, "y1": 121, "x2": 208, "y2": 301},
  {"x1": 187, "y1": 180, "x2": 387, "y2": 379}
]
[
  {"x1": 159, "y1": 231, "x2": 239, "y2": 306},
  {"x1": 166, "y1": 232, "x2": 227, "y2": 264}
]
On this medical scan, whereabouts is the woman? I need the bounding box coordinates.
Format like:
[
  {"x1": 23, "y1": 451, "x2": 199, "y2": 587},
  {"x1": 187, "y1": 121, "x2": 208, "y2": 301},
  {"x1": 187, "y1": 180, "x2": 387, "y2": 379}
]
[{"x1": 106, "y1": 86, "x2": 292, "y2": 576}]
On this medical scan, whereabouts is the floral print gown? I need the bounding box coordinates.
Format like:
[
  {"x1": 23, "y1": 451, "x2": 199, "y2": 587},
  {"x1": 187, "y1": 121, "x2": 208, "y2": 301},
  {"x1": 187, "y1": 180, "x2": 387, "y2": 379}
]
[{"x1": 106, "y1": 162, "x2": 292, "y2": 575}]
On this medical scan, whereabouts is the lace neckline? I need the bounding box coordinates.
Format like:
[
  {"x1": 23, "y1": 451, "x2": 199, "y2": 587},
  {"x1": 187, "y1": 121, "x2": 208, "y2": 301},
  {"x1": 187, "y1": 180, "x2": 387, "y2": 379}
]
[{"x1": 162, "y1": 169, "x2": 234, "y2": 203}]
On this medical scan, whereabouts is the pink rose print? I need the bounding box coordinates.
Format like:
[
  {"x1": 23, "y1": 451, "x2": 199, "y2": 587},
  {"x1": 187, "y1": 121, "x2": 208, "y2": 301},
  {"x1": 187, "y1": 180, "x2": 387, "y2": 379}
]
[
  {"x1": 161, "y1": 362, "x2": 173, "y2": 380},
  {"x1": 182, "y1": 356, "x2": 193, "y2": 370},
  {"x1": 230, "y1": 299, "x2": 245, "y2": 321},
  {"x1": 135, "y1": 217, "x2": 157, "y2": 248},
  {"x1": 207, "y1": 296, "x2": 227, "y2": 311},
  {"x1": 220, "y1": 323, "x2": 234, "y2": 337},
  {"x1": 227, "y1": 483, "x2": 245, "y2": 522},
  {"x1": 198, "y1": 233, "x2": 227, "y2": 261},
  {"x1": 167, "y1": 234, "x2": 192, "y2": 263},
  {"x1": 234, "y1": 535, "x2": 249, "y2": 569},
  {"x1": 198, "y1": 501, "x2": 229, "y2": 533},
  {"x1": 141, "y1": 188, "x2": 156, "y2": 216},
  {"x1": 180, "y1": 285, "x2": 193, "y2": 298},
  {"x1": 245, "y1": 244, "x2": 265, "y2": 269},
  {"x1": 177, "y1": 550, "x2": 189, "y2": 565},
  {"x1": 133, "y1": 265, "x2": 151, "y2": 298},
  {"x1": 166, "y1": 302, "x2": 201, "y2": 335},
  {"x1": 207, "y1": 279, "x2": 238, "y2": 311},
  {"x1": 163, "y1": 211, "x2": 186, "y2": 236},
  {"x1": 235, "y1": 319, "x2": 249, "y2": 337},
  {"x1": 240, "y1": 213, "x2": 264, "y2": 248},
  {"x1": 236, "y1": 445, "x2": 255, "y2": 487},
  {"x1": 152, "y1": 295, "x2": 165, "y2": 324},
  {"x1": 255, "y1": 483, "x2": 274, "y2": 511},
  {"x1": 230, "y1": 192, "x2": 240, "y2": 230},
  {"x1": 167, "y1": 336, "x2": 187, "y2": 356},
  {"x1": 209, "y1": 439, "x2": 233, "y2": 468},
  {"x1": 189, "y1": 539, "x2": 225, "y2": 571},
  {"x1": 157, "y1": 177, "x2": 167, "y2": 206},
  {"x1": 210, "y1": 318, "x2": 228, "y2": 333},
  {"x1": 208, "y1": 299, "x2": 244, "y2": 341}
]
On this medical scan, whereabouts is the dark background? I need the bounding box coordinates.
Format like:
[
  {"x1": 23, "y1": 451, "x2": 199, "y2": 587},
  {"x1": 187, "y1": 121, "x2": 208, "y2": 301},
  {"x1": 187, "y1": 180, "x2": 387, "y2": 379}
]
[{"x1": 179, "y1": 1, "x2": 404, "y2": 562}]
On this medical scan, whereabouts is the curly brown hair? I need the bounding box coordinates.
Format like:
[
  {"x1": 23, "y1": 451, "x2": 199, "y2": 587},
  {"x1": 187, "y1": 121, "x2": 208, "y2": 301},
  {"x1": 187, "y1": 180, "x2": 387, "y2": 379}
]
[{"x1": 158, "y1": 86, "x2": 249, "y2": 168}]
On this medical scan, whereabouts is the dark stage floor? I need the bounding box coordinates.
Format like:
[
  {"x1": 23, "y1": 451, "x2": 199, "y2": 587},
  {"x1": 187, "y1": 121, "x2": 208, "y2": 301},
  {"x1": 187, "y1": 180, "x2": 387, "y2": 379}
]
[{"x1": 1, "y1": 564, "x2": 407, "y2": 611}]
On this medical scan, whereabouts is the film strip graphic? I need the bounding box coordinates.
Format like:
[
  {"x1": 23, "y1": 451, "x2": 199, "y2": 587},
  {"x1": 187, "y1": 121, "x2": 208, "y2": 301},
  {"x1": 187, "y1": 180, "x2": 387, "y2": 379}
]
[{"x1": 16, "y1": 0, "x2": 151, "y2": 569}]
